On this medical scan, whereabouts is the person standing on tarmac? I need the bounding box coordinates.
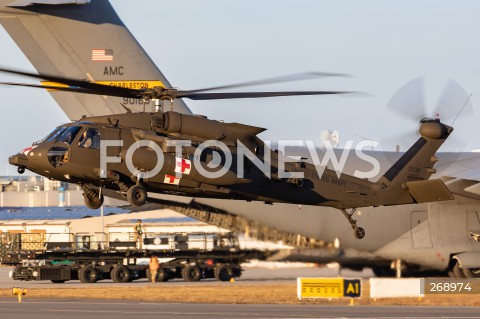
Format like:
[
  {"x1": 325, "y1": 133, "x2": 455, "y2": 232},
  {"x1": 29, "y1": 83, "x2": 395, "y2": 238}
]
[
  {"x1": 149, "y1": 255, "x2": 160, "y2": 283},
  {"x1": 133, "y1": 219, "x2": 146, "y2": 250}
]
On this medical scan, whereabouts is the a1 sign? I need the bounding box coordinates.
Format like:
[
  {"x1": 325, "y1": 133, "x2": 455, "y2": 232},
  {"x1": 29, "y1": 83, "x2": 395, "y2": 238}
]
[
  {"x1": 343, "y1": 279, "x2": 361, "y2": 298},
  {"x1": 297, "y1": 278, "x2": 362, "y2": 300}
]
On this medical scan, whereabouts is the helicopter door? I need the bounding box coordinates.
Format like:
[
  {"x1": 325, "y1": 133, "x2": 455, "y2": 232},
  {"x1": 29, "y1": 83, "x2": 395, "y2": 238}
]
[{"x1": 70, "y1": 128, "x2": 101, "y2": 178}]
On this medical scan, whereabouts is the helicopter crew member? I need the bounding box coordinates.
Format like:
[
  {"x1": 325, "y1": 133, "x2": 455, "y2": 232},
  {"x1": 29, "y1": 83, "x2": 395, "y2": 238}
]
[
  {"x1": 78, "y1": 128, "x2": 100, "y2": 149},
  {"x1": 79, "y1": 130, "x2": 93, "y2": 148},
  {"x1": 133, "y1": 219, "x2": 146, "y2": 250}
]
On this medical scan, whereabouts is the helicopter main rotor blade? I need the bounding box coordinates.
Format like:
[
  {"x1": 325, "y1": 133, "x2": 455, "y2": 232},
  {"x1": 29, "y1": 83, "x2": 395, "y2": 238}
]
[
  {"x1": 182, "y1": 71, "x2": 350, "y2": 94},
  {"x1": 0, "y1": 80, "x2": 352, "y2": 101},
  {"x1": 0, "y1": 81, "x2": 95, "y2": 94},
  {"x1": 0, "y1": 67, "x2": 143, "y2": 98},
  {"x1": 0, "y1": 67, "x2": 354, "y2": 101},
  {"x1": 175, "y1": 90, "x2": 353, "y2": 100},
  {"x1": 0, "y1": 81, "x2": 141, "y2": 98}
]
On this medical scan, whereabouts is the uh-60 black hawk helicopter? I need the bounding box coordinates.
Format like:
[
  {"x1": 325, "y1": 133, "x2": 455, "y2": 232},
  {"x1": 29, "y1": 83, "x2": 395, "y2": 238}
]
[{"x1": 2, "y1": 67, "x2": 454, "y2": 239}]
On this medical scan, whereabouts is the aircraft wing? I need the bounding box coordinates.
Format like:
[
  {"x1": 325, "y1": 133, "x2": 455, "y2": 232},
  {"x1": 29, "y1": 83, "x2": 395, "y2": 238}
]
[
  {"x1": 434, "y1": 152, "x2": 480, "y2": 181},
  {"x1": 349, "y1": 150, "x2": 480, "y2": 200},
  {"x1": 429, "y1": 152, "x2": 480, "y2": 200}
]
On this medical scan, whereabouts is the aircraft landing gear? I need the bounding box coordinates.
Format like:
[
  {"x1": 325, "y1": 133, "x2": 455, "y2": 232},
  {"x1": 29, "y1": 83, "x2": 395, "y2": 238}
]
[
  {"x1": 82, "y1": 186, "x2": 103, "y2": 209},
  {"x1": 340, "y1": 208, "x2": 365, "y2": 239},
  {"x1": 127, "y1": 184, "x2": 147, "y2": 206},
  {"x1": 17, "y1": 166, "x2": 25, "y2": 174}
]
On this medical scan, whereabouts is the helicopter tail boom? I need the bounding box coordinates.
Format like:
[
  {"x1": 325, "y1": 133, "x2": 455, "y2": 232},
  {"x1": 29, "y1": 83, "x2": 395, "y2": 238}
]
[{"x1": 372, "y1": 119, "x2": 455, "y2": 206}]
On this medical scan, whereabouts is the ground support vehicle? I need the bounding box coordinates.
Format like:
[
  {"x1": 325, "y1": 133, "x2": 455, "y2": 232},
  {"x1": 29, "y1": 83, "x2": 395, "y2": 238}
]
[{"x1": 5, "y1": 232, "x2": 265, "y2": 283}]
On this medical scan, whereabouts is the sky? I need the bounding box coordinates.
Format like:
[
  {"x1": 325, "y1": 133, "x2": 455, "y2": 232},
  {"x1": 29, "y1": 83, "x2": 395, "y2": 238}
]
[{"x1": 0, "y1": 0, "x2": 480, "y2": 175}]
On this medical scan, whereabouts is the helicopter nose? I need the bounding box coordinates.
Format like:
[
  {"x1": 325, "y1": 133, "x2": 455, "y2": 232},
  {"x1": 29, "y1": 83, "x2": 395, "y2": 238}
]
[
  {"x1": 10, "y1": 144, "x2": 68, "y2": 177},
  {"x1": 9, "y1": 145, "x2": 40, "y2": 174},
  {"x1": 9, "y1": 153, "x2": 28, "y2": 173}
]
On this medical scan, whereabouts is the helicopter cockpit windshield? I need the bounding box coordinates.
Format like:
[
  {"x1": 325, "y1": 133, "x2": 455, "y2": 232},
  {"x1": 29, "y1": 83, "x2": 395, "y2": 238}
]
[
  {"x1": 33, "y1": 126, "x2": 63, "y2": 145},
  {"x1": 56, "y1": 126, "x2": 82, "y2": 145},
  {"x1": 46, "y1": 125, "x2": 101, "y2": 168},
  {"x1": 45, "y1": 126, "x2": 80, "y2": 168}
]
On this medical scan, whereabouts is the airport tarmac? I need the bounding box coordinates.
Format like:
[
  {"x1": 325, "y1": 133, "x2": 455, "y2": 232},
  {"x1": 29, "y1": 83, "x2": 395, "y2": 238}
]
[
  {"x1": 0, "y1": 299, "x2": 478, "y2": 319},
  {"x1": 1, "y1": 264, "x2": 480, "y2": 317}
]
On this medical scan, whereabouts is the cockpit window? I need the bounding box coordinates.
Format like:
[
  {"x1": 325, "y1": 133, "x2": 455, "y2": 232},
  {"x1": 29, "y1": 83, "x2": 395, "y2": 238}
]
[
  {"x1": 56, "y1": 126, "x2": 81, "y2": 145},
  {"x1": 34, "y1": 127, "x2": 61, "y2": 145},
  {"x1": 47, "y1": 127, "x2": 67, "y2": 142},
  {"x1": 77, "y1": 128, "x2": 101, "y2": 149}
]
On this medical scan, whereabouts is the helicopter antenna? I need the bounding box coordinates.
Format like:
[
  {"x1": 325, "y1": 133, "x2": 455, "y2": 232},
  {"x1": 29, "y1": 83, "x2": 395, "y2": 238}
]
[{"x1": 451, "y1": 93, "x2": 472, "y2": 126}]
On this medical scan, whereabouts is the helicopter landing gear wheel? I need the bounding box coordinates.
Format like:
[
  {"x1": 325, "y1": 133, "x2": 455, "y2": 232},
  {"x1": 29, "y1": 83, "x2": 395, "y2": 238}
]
[
  {"x1": 127, "y1": 185, "x2": 147, "y2": 206},
  {"x1": 340, "y1": 208, "x2": 365, "y2": 239},
  {"x1": 355, "y1": 227, "x2": 365, "y2": 239},
  {"x1": 82, "y1": 186, "x2": 103, "y2": 209},
  {"x1": 83, "y1": 192, "x2": 103, "y2": 209}
]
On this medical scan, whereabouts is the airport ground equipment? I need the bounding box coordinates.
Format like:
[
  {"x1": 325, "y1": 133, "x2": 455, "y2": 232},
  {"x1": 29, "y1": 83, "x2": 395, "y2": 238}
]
[{"x1": 4, "y1": 231, "x2": 265, "y2": 283}]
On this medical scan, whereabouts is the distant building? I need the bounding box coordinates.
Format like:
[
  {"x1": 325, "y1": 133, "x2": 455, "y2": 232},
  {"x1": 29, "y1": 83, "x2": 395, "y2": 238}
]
[
  {"x1": 0, "y1": 175, "x2": 80, "y2": 192},
  {"x1": 0, "y1": 175, "x2": 83, "y2": 207}
]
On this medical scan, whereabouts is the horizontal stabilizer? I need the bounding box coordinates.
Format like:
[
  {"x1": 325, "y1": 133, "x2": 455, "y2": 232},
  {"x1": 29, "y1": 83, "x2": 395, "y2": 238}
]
[{"x1": 405, "y1": 179, "x2": 454, "y2": 203}]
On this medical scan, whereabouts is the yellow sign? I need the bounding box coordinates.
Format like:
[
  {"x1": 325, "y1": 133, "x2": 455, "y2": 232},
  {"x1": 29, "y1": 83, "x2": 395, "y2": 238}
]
[
  {"x1": 12, "y1": 287, "x2": 27, "y2": 303},
  {"x1": 297, "y1": 278, "x2": 362, "y2": 300},
  {"x1": 41, "y1": 80, "x2": 164, "y2": 91}
]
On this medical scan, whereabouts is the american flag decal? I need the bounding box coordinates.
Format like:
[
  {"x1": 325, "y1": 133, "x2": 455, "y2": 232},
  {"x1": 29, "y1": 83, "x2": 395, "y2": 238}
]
[{"x1": 91, "y1": 49, "x2": 114, "y2": 61}]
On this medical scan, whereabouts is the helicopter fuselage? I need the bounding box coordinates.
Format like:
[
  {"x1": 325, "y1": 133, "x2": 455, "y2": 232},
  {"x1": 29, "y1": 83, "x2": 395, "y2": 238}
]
[
  {"x1": 9, "y1": 112, "x2": 379, "y2": 207},
  {"x1": 8, "y1": 111, "x2": 454, "y2": 239}
]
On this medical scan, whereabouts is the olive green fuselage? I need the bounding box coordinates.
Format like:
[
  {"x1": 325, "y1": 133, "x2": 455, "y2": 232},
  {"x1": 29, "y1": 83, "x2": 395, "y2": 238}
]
[{"x1": 9, "y1": 112, "x2": 451, "y2": 211}]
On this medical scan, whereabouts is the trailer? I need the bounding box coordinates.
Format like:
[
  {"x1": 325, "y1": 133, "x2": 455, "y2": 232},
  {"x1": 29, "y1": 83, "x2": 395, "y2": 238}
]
[{"x1": 3, "y1": 231, "x2": 265, "y2": 283}]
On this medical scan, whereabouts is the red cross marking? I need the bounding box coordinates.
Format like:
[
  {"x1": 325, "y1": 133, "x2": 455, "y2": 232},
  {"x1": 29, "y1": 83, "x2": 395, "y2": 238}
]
[
  {"x1": 176, "y1": 158, "x2": 191, "y2": 174},
  {"x1": 164, "y1": 174, "x2": 179, "y2": 184}
]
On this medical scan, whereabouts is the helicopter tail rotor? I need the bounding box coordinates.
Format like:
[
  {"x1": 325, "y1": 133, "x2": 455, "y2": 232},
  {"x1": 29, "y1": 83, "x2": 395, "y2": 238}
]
[{"x1": 385, "y1": 77, "x2": 472, "y2": 152}]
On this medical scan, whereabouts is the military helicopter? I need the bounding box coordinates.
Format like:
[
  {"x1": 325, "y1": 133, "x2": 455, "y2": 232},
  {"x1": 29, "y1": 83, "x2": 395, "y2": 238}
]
[{"x1": 2, "y1": 67, "x2": 454, "y2": 239}]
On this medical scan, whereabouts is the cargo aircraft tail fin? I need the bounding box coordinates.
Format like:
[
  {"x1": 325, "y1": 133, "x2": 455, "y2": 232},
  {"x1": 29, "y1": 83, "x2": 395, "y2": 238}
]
[{"x1": 0, "y1": 0, "x2": 192, "y2": 119}]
